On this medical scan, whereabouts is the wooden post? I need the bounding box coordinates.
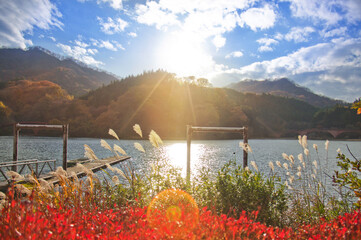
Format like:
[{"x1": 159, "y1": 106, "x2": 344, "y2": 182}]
[
  {"x1": 12, "y1": 123, "x2": 19, "y2": 171},
  {"x1": 62, "y1": 124, "x2": 68, "y2": 170},
  {"x1": 243, "y1": 127, "x2": 248, "y2": 168},
  {"x1": 186, "y1": 125, "x2": 248, "y2": 182},
  {"x1": 186, "y1": 125, "x2": 192, "y2": 183}
]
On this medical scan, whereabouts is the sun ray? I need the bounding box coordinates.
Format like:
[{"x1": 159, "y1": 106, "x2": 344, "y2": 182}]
[{"x1": 120, "y1": 73, "x2": 168, "y2": 133}]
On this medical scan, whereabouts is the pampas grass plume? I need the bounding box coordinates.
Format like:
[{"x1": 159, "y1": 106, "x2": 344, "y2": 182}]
[
  {"x1": 149, "y1": 130, "x2": 163, "y2": 148},
  {"x1": 133, "y1": 124, "x2": 143, "y2": 138},
  {"x1": 101, "y1": 139, "x2": 112, "y2": 152},
  {"x1": 134, "y1": 142, "x2": 145, "y2": 153},
  {"x1": 108, "y1": 128, "x2": 119, "y2": 140},
  {"x1": 114, "y1": 144, "x2": 126, "y2": 155}
]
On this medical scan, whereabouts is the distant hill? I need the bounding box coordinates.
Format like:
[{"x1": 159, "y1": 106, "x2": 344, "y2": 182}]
[
  {"x1": 72, "y1": 71, "x2": 319, "y2": 138},
  {"x1": 227, "y1": 78, "x2": 344, "y2": 108},
  {"x1": 0, "y1": 47, "x2": 118, "y2": 96},
  {"x1": 1, "y1": 70, "x2": 359, "y2": 139}
]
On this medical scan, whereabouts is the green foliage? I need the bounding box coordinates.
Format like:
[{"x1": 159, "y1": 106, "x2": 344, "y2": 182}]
[
  {"x1": 334, "y1": 150, "x2": 361, "y2": 208},
  {"x1": 193, "y1": 160, "x2": 288, "y2": 227},
  {"x1": 313, "y1": 103, "x2": 361, "y2": 130}
]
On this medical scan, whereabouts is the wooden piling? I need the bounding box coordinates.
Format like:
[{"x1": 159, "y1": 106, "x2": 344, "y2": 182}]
[
  {"x1": 186, "y1": 125, "x2": 192, "y2": 183},
  {"x1": 243, "y1": 127, "x2": 248, "y2": 168},
  {"x1": 12, "y1": 123, "x2": 19, "y2": 171},
  {"x1": 186, "y1": 125, "x2": 248, "y2": 182},
  {"x1": 63, "y1": 124, "x2": 68, "y2": 170}
]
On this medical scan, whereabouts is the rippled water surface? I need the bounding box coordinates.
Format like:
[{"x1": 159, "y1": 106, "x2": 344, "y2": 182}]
[{"x1": 1, "y1": 136, "x2": 360, "y2": 181}]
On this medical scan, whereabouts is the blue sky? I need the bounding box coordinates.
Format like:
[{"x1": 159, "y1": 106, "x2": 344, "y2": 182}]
[{"x1": 0, "y1": 0, "x2": 361, "y2": 102}]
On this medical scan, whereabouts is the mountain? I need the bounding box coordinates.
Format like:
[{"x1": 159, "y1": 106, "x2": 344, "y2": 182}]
[
  {"x1": 1, "y1": 70, "x2": 359, "y2": 139},
  {"x1": 68, "y1": 71, "x2": 319, "y2": 138},
  {"x1": 227, "y1": 78, "x2": 344, "y2": 108},
  {"x1": 0, "y1": 47, "x2": 119, "y2": 96}
]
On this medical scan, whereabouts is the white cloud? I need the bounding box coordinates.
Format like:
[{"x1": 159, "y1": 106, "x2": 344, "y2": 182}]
[
  {"x1": 284, "y1": 0, "x2": 341, "y2": 24},
  {"x1": 212, "y1": 35, "x2": 226, "y2": 49},
  {"x1": 75, "y1": 40, "x2": 89, "y2": 48},
  {"x1": 257, "y1": 37, "x2": 278, "y2": 52},
  {"x1": 225, "y1": 51, "x2": 244, "y2": 59},
  {"x1": 274, "y1": 33, "x2": 283, "y2": 40},
  {"x1": 57, "y1": 43, "x2": 103, "y2": 66},
  {"x1": 284, "y1": 0, "x2": 361, "y2": 25},
  {"x1": 128, "y1": 32, "x2": 137, "y2": 37},
  {"x1": 0, "y1": 0, "x2": 62, "y2": 49},
  {"x1": 49, "y1": 36, "x2": 56, "y2": 42},
  {"x1": 97, "y1": 17, "x2": 128, "y2": 34},
  {"x1": 134, "y1": 0, "x2": 270, "y2": 41},
  {"x1": 112, "y1": 40, "x2": 125, "y2": 50},
  {"x1": 238, "y1": 4, "x2": 277, "y2": 31},
  {"x1": 87, "y1": 49, "x2": 98, "y2": 55},
  {"x1": 95, "y1": 40, "x2": 124, "y2": 51},
  {"x1": 285, "y1": 27, "x2": 315, "y2": 43},
  {"x1": 322, "y1": 27, "x2": 347, "y2": 38},
  {"x1": 135, "y1": 1, "x2": 180, "y2": 30},
  {"x1": 211, "y1": 38, "x2": 361, "y2": 101},
  {"x1": 258, "y1": 46, "x2": 273, "y2": 52},
  {"x1": 97, "y1": 0, "x2": 122, "y2": 10},
  {"x1": 157, "y1": 0, "x2": 253, "y2": 14},
  {"x1": 342, "y1": 0, "x2": 361, "y2": 24}
]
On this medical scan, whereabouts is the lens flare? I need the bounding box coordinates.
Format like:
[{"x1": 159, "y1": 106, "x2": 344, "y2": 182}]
[{"x1": 147, "y1": 189, "x2": 199, "y2": 236}]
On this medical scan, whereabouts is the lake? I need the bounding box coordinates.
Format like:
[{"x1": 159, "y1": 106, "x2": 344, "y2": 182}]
[{"x1": 1, "y1": 136, "x2": 360, "y2": 183}]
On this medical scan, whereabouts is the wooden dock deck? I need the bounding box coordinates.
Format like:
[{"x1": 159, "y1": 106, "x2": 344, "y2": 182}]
[{"x1": 0, "y1": 156, "x2": 130, "y2": 191}]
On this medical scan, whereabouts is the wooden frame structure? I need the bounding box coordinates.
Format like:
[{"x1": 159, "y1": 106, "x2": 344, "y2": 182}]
[
  {"x1": 0, "y1": 159, "x2": 56, "y2": 181},
  {"x1": 186, "y1": 125, "x2": 248, "y2": 182},
  {"x1": 13, "y1": 123, "x2": 69, "y2": 171}
]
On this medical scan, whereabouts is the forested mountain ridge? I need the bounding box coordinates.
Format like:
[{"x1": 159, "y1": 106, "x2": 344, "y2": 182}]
[
  {"x1": 227, "y1": 78, "x2": 344, "y2": 108},
  {"x1": 0, "y1": 70, "x2": 359, "y2": 139},
  {"x1": 53, "y1": 71, "x2": 328, "y2": 138},
  {"x1": 0, "y1": 47, "x2": 118, "y2": 96}
]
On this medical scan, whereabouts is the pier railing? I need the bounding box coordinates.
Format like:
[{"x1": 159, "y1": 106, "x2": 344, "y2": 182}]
[
  {"x1": 13, "y1": 123, "x2": 68, "y2": 171},
  {"x1": 186, "y1": 125, "x2": 248, "y2": 182},
  {"x1": 0, "y1": 159, "x2": 56, "y2": 182}
]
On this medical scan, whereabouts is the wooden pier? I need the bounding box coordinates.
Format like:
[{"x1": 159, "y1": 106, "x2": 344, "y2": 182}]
[
  {"x1": 0, "y1": 156, "x2": 130, "y2": 191},
  {"x1": 44, "y1": 156, "x2": 130, "y2": 185}
]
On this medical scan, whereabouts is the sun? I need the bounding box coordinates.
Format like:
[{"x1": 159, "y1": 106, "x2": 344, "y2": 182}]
[{"x1": 156, "y1": 32, "x2": 214, "y2": 77}]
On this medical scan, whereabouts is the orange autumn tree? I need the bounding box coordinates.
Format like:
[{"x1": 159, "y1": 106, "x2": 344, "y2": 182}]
[{"x1": 352, "y1": 98, "x2": 361, "y2": 115}]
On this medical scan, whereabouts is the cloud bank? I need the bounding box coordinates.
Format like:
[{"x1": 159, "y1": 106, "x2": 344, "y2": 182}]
[{"x1": 0, "y1": 0, "x2": 62, "y2": 49}]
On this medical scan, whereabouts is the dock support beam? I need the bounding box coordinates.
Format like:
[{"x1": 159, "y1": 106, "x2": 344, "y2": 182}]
[
  {"x1": 12, "y1": 123, "x2": 69, "y2": 172},
  {"x1": 243, "y1": 127, "x2": 248, "y2": 168},
  {"x1": 63, "y1": 124, "x2": 68, "y2": 170},
  {"x1": 186, "y1": 125, "x2": 192, "y2": 183},
  {"x1": 12, "y1": 124, "x2": 19, "y2": 171},
  {"x1": 186, "y1": 126, "x2": 248, "y2": 182}
]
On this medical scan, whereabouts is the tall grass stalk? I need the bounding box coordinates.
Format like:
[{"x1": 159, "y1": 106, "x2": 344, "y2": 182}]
[{"x1": 271, "y1": 135, "x2": 355, "y2": 227}]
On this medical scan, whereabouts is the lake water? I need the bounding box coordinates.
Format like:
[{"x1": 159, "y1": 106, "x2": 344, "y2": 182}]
[{"x1": 1, "y1": 136, "x2": 360, "y2": 182}]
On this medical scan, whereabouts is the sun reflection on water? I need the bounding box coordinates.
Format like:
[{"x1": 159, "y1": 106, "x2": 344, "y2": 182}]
[{"x1": 164, "y1": 143, "x2": 203, "y2": 177}]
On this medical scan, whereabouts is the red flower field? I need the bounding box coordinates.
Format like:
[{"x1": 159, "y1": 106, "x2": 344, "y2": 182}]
[{"x1": 1, "y1": 197, "x2": 361, "y2": 239}]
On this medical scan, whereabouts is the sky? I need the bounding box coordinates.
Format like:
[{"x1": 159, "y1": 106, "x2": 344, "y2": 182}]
[{"x1": 0, "y1": 0, "x2": 361, "y2": 102}]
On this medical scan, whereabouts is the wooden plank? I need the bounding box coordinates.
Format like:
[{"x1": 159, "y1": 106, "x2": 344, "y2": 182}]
[
  {"x1": 0, "y1": 159, "x2": 37, "y2": 165},
  {"x1": 191, "y1": 126, "x2": 245, "y2": 133},
  {"x1": 48, "y1": 156, "x2": 130, "y2": 185},
  {"x1": 0, "y1": 157, "x2": 130, "y2": 191},
  {"x1": 16, "y1": 124, "x2": 63, "y2": 129},
  {"x1": 0, "y1": 160, "x2": 55, "y2": 168}
]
